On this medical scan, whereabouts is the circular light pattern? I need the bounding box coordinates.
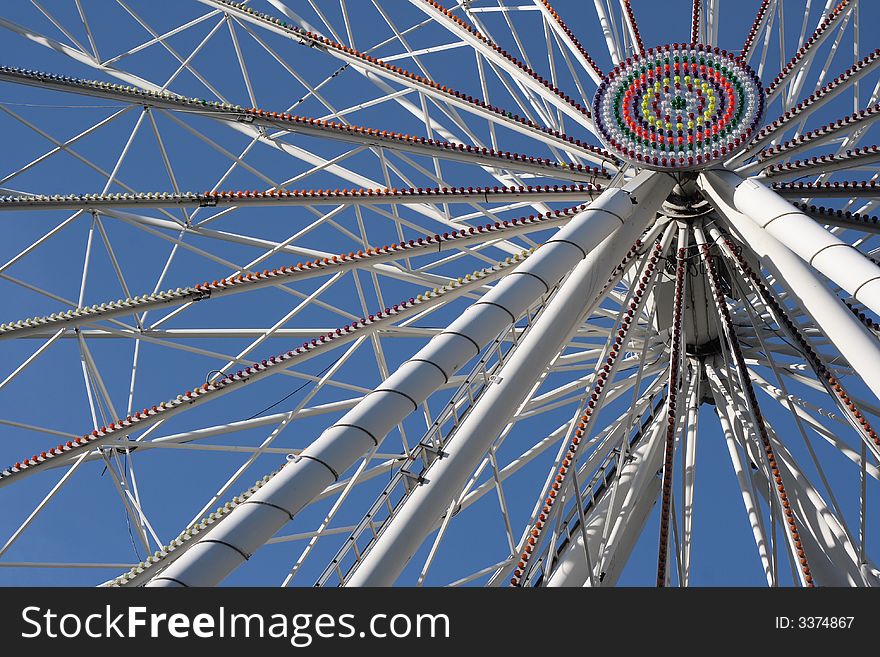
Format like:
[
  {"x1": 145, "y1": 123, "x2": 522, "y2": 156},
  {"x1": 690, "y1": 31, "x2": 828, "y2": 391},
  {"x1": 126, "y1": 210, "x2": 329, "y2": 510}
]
[{"x1": 593, "y1": 43, "x2": 764, "y2": 170}]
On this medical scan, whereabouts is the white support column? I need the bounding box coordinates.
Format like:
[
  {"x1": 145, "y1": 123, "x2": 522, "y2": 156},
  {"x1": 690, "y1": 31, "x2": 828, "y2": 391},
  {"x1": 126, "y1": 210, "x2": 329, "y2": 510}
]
[
  {"x1": 343, "y1": 173, "x2": 674, "y2": 586},
  {"x1": 546, "y1": 413, "x2": 666, "y2": 587},
  {"x1": 147, "y1": 170, "x2": 675, "y2": 587},
  {"x1": 701, "y1": 169, "x2": 880, "y2": 319},
  {"x1": 698, "y1": 173, "x2": 880, "y2": 403}
]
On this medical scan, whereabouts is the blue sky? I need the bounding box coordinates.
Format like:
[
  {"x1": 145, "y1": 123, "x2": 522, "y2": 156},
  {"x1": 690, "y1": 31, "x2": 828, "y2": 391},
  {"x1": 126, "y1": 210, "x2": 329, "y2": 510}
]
[{"x1": 0, "y1": 0, "x2": 878, "y2": 587}]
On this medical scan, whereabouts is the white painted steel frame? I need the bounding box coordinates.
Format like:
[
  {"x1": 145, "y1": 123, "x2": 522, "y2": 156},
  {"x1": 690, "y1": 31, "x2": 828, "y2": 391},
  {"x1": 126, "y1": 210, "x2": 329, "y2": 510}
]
[
  {"x1": 344, "y1": 173, "x2": 673, "y2": 585},
  {"x1": 146, "y1": 171, "x2": 674, "y2": 586},
  {"x1": 0, "y1": 0, "x2": 877, "y2": 588}
]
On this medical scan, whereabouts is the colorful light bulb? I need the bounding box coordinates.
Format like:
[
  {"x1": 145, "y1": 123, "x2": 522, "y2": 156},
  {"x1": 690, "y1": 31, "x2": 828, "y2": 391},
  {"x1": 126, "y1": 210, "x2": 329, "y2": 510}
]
[{"x1": 592, "y1": 44, "x2": 764, "y2": 171}]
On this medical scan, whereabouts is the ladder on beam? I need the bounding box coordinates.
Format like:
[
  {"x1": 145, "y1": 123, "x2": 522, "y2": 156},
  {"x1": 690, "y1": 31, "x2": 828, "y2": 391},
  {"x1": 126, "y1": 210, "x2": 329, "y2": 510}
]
[{"x1": 315, "y1": 294, "x2": 552, "y2": 587}]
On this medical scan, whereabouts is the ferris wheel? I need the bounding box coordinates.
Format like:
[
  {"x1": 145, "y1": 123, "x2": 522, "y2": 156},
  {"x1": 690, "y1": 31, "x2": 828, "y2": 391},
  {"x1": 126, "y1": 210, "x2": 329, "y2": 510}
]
[{"x1": 0, "y1": 0, "x2": 878, "y2": 588}]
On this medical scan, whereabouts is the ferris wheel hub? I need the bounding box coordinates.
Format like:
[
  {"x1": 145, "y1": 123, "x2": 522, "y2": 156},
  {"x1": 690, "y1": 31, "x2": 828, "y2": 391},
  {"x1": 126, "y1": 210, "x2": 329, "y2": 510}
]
[
  {"x1": 662, "y1": 179, "x2": 713, "y2": 218},
  {"x1": 593, "y1": 44, "x2": 764, "y2": 171}
]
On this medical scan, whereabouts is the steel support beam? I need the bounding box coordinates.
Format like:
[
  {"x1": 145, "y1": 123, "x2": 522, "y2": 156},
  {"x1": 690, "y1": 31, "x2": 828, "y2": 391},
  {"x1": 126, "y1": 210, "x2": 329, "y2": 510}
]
[
  {"x1": 698, "y1": 176, "x2": 880, "y2": 402},
  {"x1": 146, "y1": 170, "x2": 675, "y2": 587},
  {"x1": 701, "y1": 170, "x2": 880, "y2": 319},
  {"x1": 343, "y1": 173, "x2": 673, "y2": 586}
]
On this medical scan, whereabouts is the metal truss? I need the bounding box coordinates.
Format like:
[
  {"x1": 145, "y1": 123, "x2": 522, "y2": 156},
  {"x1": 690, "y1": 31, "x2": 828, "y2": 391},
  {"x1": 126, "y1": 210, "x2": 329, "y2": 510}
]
[{"x1": 0, "y1": 0, "x2": 877, "y2": 589}]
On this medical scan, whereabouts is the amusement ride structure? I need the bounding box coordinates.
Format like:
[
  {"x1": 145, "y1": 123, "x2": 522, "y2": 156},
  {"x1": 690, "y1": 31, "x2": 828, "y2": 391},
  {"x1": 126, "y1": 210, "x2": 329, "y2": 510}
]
[{"x1": 0, "y1": 0, "x2": 879, "y2": 587}]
